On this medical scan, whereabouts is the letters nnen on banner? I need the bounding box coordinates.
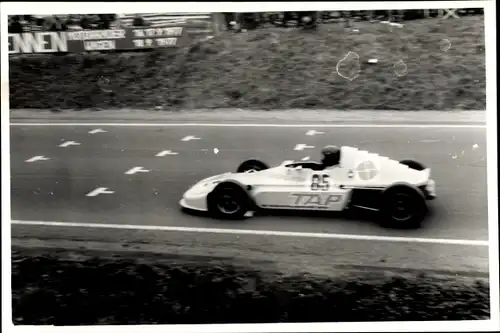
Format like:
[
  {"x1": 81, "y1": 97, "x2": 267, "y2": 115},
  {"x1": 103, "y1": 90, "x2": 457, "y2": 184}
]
[
  {"x1": 8, "y1": 26, "x2": 186, "y2": 54},
  {"x1": 8, "y1": 32, "x2": 68, "y2": 54}
]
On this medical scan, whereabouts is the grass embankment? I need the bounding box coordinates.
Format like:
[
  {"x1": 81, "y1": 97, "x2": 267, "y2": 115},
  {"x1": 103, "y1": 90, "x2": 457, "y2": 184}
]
[
  {"x1": 12, "y1": 247, "x2": 490, "y2": 325},
  {"x1": 9, "y1": 16, "x2": 485, "y2": 111}
]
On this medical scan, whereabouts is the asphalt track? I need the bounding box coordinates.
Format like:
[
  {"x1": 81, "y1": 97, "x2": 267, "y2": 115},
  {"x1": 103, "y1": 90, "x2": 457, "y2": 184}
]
[{"x1": 9, "y1": 117, "x2": 490, "y2": 275}]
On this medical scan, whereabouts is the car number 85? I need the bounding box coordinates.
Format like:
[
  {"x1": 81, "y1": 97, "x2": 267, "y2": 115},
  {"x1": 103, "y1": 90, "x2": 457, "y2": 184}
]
[{"x1": 311, "y1": 174, "x2": 329, "y2": 191}]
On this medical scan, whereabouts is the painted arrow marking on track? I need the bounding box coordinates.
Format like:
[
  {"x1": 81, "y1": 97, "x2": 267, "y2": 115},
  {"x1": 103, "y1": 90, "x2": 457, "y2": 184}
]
[
  {"x1": 181, "y1": 135, "x2": 201, "y2": 141},
  {"x1": 155, "y1": 150, "x2": 178, "y2": 157},
  {"x1": 86, "y1": 187, "x2": 114, "y2": 197},
  {"x1": 25, "y1": 156, "x2": 50, "y2": 163},
  {"x1": 306, "y1": 130, "x2": 324, "y2": 136},
  {"x1": 59, "y1": 140, "x2": 81, "y2": 148},
  {"x1": 294, "y1": 144, "x2": 315, "y2": 151},
  {"x1": 125, "y1": 166, "x2": 150, "y2": 175},
  {"x1": 88, "y1": 128, "x2": 107, "y2": 134}
]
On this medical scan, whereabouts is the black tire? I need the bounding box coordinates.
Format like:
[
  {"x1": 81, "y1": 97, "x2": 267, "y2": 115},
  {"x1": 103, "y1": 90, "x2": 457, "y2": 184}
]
[
  {"x1": 207, "y1": 182, "x2": 252, "y2": 219},
  {"x1": 399, "y1": 159, "x2": 426, "y2": 171},
  {"x1": 237, "y1": 159, "x2": 269, "y2": 173},
  {"x1": 378, "y1": 184, "x2": 427, "y2": 229}
]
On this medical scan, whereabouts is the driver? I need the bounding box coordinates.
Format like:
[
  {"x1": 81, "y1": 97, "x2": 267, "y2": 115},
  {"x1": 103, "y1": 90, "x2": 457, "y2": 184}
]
[{"x1": 320, "y1": 145, "x2": 341, "y2": 169}]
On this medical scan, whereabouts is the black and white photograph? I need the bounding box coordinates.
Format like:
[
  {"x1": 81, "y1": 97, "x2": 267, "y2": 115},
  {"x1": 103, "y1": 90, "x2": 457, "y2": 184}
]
[{"x1": 2, "y1": 1, "x2": 498, "y2": 332}]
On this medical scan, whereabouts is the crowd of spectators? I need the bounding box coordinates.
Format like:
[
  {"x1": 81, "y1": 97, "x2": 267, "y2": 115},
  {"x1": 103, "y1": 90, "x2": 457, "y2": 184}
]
[
  {"x1": 224, "y1": 9, "x2": 484, "y2": 31},
  {"x1": 9, "y1": 9, "x2": 484, "y2": 34},
  {"x1": 7, "y1": 14, "x2": 150, "y2": 33}
]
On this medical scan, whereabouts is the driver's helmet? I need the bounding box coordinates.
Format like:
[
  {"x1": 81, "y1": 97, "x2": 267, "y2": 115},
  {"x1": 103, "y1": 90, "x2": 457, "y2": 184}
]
[{"x1": 321, "y1": 145, "x2": 341, "y2": 167}]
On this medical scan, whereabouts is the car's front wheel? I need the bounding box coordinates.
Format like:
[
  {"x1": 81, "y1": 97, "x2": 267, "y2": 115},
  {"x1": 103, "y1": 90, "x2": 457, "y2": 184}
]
[
  {"x1": 378, "y1": 184, "x2": 427, "y2": 229},
  {"x1": 207, "y1": 182, "x2": 252, "y2": 219}
]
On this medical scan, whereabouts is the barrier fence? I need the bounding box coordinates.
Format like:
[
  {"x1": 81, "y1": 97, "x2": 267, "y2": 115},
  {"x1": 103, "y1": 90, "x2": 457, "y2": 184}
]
[
  {"x1": 8, "y1": 12, "x2": 214, "y2": 55},
  {"x1": 8, "y1": 26, "x2": 189, "y2": 54}
]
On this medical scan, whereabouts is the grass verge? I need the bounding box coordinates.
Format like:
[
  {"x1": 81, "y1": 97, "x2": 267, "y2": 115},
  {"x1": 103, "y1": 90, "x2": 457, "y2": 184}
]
[
  {"x1": 9, "y1": 16, "x2": 485, "y2": 111},
  {"x1": 12, "y1": 246, "x2": 490, "y2": 325}
]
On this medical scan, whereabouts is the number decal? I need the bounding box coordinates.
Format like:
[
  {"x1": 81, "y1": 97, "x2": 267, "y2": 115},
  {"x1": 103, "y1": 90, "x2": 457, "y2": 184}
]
[{"x1": 311, "y1": 174, "x2": 330, "y2": 191}]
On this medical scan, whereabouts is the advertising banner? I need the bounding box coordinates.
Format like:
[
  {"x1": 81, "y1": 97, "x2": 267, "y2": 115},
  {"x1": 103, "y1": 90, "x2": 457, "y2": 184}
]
[{"x1": 8, "y1": 26, "x2": 188, "y2": 54}]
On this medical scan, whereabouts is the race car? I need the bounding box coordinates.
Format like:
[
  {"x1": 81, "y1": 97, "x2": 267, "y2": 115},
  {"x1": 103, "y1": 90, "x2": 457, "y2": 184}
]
[{"x1": 180, "y1": 145, "x2": 436, "y2": 228}]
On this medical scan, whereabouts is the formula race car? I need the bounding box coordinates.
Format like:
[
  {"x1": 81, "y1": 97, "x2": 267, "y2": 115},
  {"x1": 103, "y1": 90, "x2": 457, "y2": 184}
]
[{"x1": 180, "y1": 146, "x2": 436, "y2": 228}]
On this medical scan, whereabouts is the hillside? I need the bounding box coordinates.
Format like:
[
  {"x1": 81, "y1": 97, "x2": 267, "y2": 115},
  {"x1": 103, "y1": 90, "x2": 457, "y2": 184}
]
[{"x1": 9, "y1": 16, "x2": 485, "y2": 111}]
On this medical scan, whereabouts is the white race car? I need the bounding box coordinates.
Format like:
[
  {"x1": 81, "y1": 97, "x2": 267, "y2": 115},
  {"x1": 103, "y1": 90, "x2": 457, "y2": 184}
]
[{"x1": 180, "y1": 146, "x2": 436, "y2": 228}]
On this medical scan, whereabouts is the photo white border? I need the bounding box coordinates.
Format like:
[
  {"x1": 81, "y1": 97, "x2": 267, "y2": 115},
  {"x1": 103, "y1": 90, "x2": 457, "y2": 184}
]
[{"x1": 1, "y1": 1, "x2": 497, "y2": 332}]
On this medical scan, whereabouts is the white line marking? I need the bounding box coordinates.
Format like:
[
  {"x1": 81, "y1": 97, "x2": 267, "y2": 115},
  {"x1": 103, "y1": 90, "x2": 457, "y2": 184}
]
[
  {"x1": 88, "y1": 128, "x2": 107, "y2": 134},
  {"x1": 294, "y1": 144, "x2": 315, "y2": 151},
  {"x1": 10, "y1": 220, "x2": 489, "y2": 247},
  {"x1": 86, "y1": 187, "x2": 114, "y2": 197},
  {"x1": 58, "y1": 140, "x2": 81, "y2": 148},
  {"x1": 181, "y1": 135, "x2": 201, "y2": 141},
  {"x1": 10, "y1": 123, "x2": 486, "y2": 129},
  {"x1": 124, "y1": 166, "x2": 150, "y2": 175},
  {"x1": 389, "y1": 22, "x2": 404, "y2": 28},
  {"x1": 155, "y1": 150, "x2": 178, "y2": 157},
  {"x1": 305, "y1": 130, "x2": 324, "y2": 136},
  {"x1": 25, "y1": 156, "x2": 50, "y2": 163},
  {"x1": 420, "y1": 139, "x2": 441, "y2": 143},
  {"x1": 301, "y1": 156, "x2": 310, "y2": 161}
]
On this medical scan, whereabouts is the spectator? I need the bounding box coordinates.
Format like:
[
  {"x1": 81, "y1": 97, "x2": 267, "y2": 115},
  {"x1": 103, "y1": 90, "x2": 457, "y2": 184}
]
[
  {"x1": 297, "y1": 11, "x2": 318, "y2": 29},
  {"x1": 223, "y1": 12, "x2": 236, "y2": 30},
  {"x1": 78, "y1": 15, "x2": 101, "y2": 30},
  {"x1": 98, "y1": 14, "x2": 116, "y2": 29},
  {"x1": 132, "y1": 14, "x2": 148, "y2": 27},
  {"x1": 66, "y1": 19, "x2": 83, "y2": 31},
  {"x1": 241, "y1": 13, "x2": 258, "y2": 30},
  {"x1": 34, "y1": 16, "x2": 45, "y2": 29},
  {"x1": 111, "y1": 15, "x2": 123, "y2": 29},
  {"x1": 79, "y1": 15, "x2": 92, "y2": 29},
  {"x1": 8, "y1": 16, "x2": 23, "y2": 33},
  {"x1": 283, "y1": 12, "x2": 294, "y2": 26},
  {"x1": 49, "y1": 16, "x2": 66, "y2": 31}
]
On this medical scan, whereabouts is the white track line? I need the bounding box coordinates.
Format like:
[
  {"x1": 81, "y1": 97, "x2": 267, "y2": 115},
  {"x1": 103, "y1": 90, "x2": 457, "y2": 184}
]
[
  {"x1": 9, "y1": 123, "x2": 486, "y2": 129},
  {"x1": 11, "y1": 220, "x2": 489, "y2": 247}
]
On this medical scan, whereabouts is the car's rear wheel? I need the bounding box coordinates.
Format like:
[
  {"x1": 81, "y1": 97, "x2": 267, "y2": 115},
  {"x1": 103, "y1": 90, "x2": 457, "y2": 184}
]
[
  {"x1": 399, "y1": 159, "x2": 426, "y2": 171},
  {"x1": 378, "y1": 184, "x2": 427, "y2": 229},
  {"x1": 207, "y1": 182, "x2": 251, "y2": 219},
  {"x1": 237, "y1": 159, "x2": 269, "y2": 173}
]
